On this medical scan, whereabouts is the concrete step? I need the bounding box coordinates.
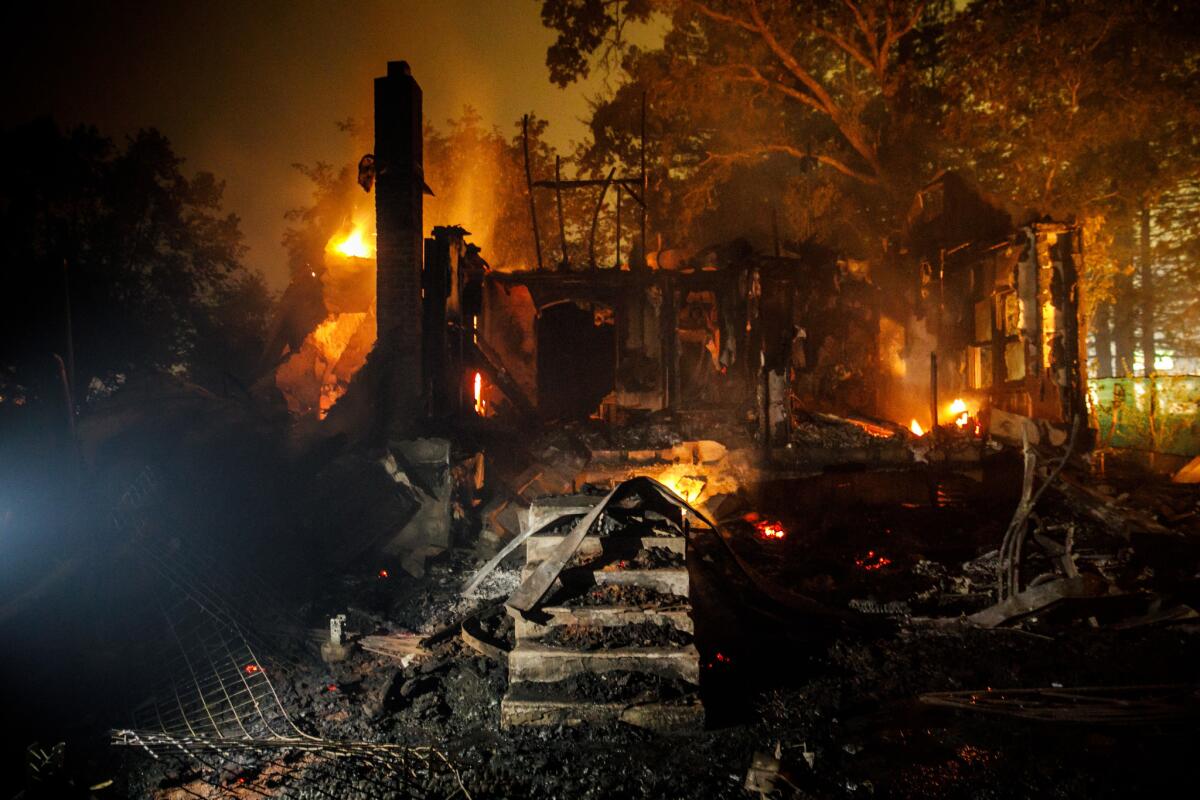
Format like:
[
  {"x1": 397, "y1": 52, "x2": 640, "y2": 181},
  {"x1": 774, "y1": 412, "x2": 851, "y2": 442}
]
[
  {"x1": 511, "y1": 606, "x2": 693, "y2": 640},
  {"x1": 524, "y1": 534, "x2": 685, "y2": 563},
  {"x1": 520, "y1": 564, "x2": 690, "y2": 597},
  {"x1": 521, "y1": 494, "x2": 600, "y2": 536},
  {"x1": 508, "y1": 642, "x2": 700, "y2": 684},
  {"x1": 500, "y1": 691, "x2": 703, "y2": 730}
]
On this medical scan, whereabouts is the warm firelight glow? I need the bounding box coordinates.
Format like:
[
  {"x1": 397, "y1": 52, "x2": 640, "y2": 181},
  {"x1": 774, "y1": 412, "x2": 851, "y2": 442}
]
[
  {"x1": 754, "y1": 518, "x2": 787, "y2": 540},
  {"x1": 658, "y1": 473, "x2": 706, "y2": 505},
  {"x1": 845, "y1": 418, "x2": 894, "y2": 438},
  {"x1": 473, "y1": 371, "x2": 484, "y2": 415},
  {"x1": 949, "y1": 398, "x2": 970, "y2": 429},
  {"x1": 910, "y1": 419, "x2": 926, "y2": 436},
  {"x1": 329, "y1": 226, "x2": 373, "y2": 259}
]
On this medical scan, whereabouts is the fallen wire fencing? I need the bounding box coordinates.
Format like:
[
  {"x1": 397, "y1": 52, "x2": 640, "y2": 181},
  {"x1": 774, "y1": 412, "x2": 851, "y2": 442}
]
[
  {"x1": 919, "y1": 684, "x2": 1200, "y2": 725},
  {"x1": 108, "y1": 466, "x2": 471, "y2": 799}
]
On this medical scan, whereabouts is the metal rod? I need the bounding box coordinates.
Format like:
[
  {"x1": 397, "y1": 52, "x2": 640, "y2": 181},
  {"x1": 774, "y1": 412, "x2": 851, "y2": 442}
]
[
  {"x1": 615, "y1": 185, "x2": 622, "y2": 268},
  {"x1": 522, "y1": 115, "x2": 543, "y2": 270},
  {"x1": 639, "y1": 91, "x2": 647, "y2": 270},
  {"x1": 532, "y1": 176, "x2": 643, "y2": 190},
  {"x1": 554, "y1": 155, "x2": 567, "y2": 270},
  {"x1": 588, "y1": 168, "x2": 616, "y2": 270},
  {"x1": 930, "y1": 352, "x2": 939, "y2": 434}
]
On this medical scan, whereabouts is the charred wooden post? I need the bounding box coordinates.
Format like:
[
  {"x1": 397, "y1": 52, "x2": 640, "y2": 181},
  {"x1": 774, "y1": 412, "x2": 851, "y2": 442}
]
[
  {"x1": 375, "y1": 61, "x2": 426, "y2": 426},
  {"x1": 929, "y1": 351, "x2": 939, "y2": 435},
  {"x1": 638, "y1": 91, "x2": 647, "y2": 270},
  {"x1": 522, "y1": 115, "x2": 544, "y2": 271},
  {"x1": 615, "y1": 184, "x2": 622, "y2": 268},
  {"x1": 555, "y1": 155, "x2": 567, "y2": 270},
  {"x1": 588, "y1": 168, "x2": 616, "y2": 270}
]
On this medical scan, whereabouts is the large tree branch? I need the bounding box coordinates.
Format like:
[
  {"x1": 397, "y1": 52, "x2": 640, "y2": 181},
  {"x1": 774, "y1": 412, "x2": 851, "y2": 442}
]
[
  {"x1": 843, "y1": 0, "x2": 879, "y2": 60},
  {"x1": 721, "y1": 63, "x2": 829, "y2": 113},
  {"x1": 744, "y1": 0, "x2": 841, "y2": 116},
  {"x1": 700, "y1": 144, "x2": 881, "y2": 184},
  {"x1": 809, "y1": 24, "x2": 877, "y2": 75},
  {"x1": 877, "y1": 1, "x2": 925, "y2": 77},
  {"x1": 745, "y1": 0, "x2": 883, "y2": 176},
  {"x1": 689, "y1": 0, "x2": 758, "y2": 34}
]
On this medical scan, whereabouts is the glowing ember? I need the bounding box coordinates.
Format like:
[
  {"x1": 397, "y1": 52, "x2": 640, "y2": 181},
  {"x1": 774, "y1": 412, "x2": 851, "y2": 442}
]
[
  {"x1": 845, "y1": 418, "x2": 894, "y2": 438},
  {"x1": 855, "y1": 550, "x2": 892, "y2": 571},
  {"x1": 243, "y1": 664, "x2": 261, "y2": 674},
  {"x1": 473, "y1": 371, "x2": 484, "y2": 415},
  {"x1": 329, "y1": 226, "x2": 372, "y2": 259},
  {"x1": 378, "y1": 569, "x2": 389, "y2": 579},
  {"x1": 910, "y1": 419, "x2": 925, "y2": 436},
  {"x1": 754, "y1": 519, "x2": 787, "y2": 540}
]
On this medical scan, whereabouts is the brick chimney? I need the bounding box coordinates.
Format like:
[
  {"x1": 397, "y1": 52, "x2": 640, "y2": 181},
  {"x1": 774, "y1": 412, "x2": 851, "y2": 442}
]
[{"x1": 374, "y1": 60, "x2": 425, "y2": 421}]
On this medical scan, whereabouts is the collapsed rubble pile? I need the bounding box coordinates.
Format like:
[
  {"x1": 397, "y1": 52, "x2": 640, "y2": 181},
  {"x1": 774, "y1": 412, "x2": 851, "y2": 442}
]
[{"x1": 8, "y1": 408, "x2": 1198, "y2": 799}]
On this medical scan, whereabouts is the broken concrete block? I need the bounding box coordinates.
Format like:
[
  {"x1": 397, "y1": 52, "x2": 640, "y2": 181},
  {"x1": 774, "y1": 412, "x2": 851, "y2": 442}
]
[
  {"x1": 380, "y1": 438, "x2": 453, "y2": 571},
  {"x1": 989, "y1": 408, "x2": 1040, "y2": 446},
  {"x1": 521, "y1": 494, "x2": 599, "y2": 536},
  {"x1": 320, "y1": 615, "x2": 349, "y2": 663}
]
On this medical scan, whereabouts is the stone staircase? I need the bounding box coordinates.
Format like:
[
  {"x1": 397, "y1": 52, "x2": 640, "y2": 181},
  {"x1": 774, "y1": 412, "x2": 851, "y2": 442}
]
[{"x1": 501, "y1": 495, "x2": 704, "y2": 730}]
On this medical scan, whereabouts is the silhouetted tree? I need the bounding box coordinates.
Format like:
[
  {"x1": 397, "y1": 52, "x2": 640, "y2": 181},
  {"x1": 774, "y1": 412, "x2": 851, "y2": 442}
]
[{"x1": 0, "y1": 118, "x2": 270, "y2": 408}]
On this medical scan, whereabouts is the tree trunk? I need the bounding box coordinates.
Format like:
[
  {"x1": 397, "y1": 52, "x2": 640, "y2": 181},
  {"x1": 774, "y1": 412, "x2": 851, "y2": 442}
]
[
  {"x1": 1113, "y1": 269, "x2": 1137, "y2": 377},
  {"x1": 1092, "y1": 301, "x2": 1113, "y2": 379},
  {"x1": 1139, "y1": 202, "x2": 1154, "y2": 377}
]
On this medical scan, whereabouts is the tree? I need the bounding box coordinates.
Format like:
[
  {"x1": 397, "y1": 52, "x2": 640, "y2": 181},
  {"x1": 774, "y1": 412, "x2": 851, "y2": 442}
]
[
  {"x1": 424, "y1": 108, "x2": 564, "y2": 270},
  {"x1": 941, "y1": 0, "x2": 1200, "y2": 377},
  {"x1": 546, "y1": 1, "x2": 1200, "y2": 380},
  {"x1": 0, "y1": 118, "x2": 270, "y2": 406},
  {"x1": 542, "y1": 0, "x2": 950, "y2": 257}
]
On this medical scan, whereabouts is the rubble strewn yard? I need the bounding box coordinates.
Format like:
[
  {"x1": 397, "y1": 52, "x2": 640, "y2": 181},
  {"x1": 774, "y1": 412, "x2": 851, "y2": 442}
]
[{"x1": 4, "y1": 6, "x2": 1200, "y2": 797}]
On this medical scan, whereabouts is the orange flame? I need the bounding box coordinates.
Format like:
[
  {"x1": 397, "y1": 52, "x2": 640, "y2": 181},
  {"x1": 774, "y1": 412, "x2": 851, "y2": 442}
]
[
  {"x1": 473, "y1": 371, "x2": 484, "y2": 415},
  {"x1": 754, "y1": 518, "x2": 787, "y2": 540},
  {"x1": 910, "y1": 419, "x2": 925, "y2": 436},
  {"x1": 949, "y1": 398, "x2": 970, "y2": 429},
  {"x1": 328, "y1": 226, "x2": 372, "y2": 259}
]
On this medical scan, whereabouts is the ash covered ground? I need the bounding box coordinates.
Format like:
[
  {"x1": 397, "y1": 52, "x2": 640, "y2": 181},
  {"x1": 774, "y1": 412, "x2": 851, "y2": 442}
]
[{"x1": 3, "y1": 412, "x2": 1198, "y2": 799}]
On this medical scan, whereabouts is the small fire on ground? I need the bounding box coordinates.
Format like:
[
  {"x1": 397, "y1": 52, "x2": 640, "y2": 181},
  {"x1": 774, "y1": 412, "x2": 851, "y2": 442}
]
[
  {"x1": 908, "y1": 398, "x2": 981, "y2": 437},
  {"x1": 744, "y1": 512, "x2": 787, "y2": 540}
]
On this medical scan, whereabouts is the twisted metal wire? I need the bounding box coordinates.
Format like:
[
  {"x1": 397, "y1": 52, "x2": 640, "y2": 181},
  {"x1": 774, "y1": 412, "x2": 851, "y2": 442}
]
[{"x1": 108, "y1": 466, "x2": 471, "y2": 799}]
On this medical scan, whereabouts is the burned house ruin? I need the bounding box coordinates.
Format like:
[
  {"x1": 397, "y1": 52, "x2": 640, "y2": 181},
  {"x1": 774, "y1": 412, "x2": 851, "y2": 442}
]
[{"x1": 5, "y1": 42, "x2": 1199, "y2": 800}]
